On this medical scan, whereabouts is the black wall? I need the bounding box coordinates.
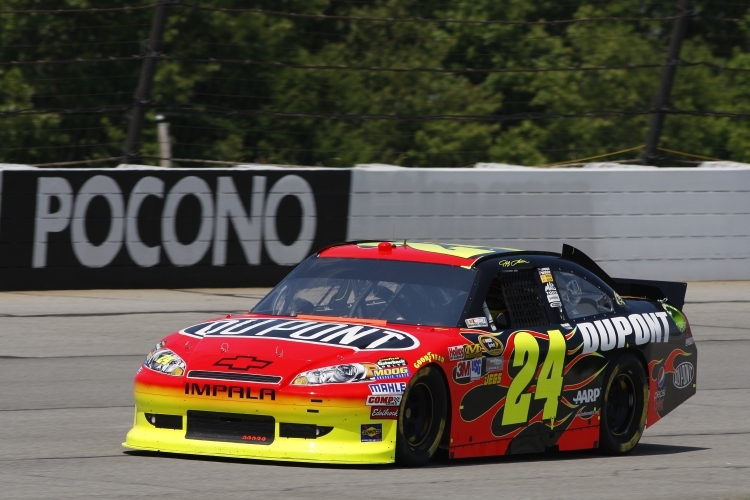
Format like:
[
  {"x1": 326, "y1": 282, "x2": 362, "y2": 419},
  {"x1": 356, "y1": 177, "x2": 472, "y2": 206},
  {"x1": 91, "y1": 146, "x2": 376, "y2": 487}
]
[{"x1": 0, "y1": 169, "x2": 350, "y2": 290}]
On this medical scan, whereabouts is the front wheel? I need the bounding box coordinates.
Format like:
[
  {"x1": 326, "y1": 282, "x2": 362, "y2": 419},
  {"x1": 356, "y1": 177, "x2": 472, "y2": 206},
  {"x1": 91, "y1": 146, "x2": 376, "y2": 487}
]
[
  {"x1": 599, "y1": 352, "x2": 648, "y2": 454},
  {"x1": 395, "y1": 366, "x2": 447, "y2": 466}
]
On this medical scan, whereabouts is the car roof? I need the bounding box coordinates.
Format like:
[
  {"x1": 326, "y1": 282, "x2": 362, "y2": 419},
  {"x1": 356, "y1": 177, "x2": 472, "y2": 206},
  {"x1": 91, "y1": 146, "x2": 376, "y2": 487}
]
[{"x1": 318, "y1": 241, "x2": 530, "y2": 267}]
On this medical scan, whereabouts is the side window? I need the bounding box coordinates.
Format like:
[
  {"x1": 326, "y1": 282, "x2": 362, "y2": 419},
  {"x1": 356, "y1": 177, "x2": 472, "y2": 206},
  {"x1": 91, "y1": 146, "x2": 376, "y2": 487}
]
[
  {"x1": 552, "y1": 270, "x2": 613, "y2": 319},
  {"x1": 481, "y1": 269, "x2": 551, "y2": 330}
]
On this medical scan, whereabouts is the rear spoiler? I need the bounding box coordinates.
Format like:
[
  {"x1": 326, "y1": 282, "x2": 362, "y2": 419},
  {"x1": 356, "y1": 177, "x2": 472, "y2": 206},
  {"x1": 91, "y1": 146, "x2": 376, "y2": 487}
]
[
  {"x1": 610, "y1": 278, "x2": 687, "y2": 311},
  {"x1": 561, "y1": 244, "x2": 687, "y2": 310}
]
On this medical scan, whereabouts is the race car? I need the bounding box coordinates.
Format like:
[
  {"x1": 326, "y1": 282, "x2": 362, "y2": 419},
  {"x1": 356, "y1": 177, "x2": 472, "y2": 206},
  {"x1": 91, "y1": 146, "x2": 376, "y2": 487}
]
[{"x1": 124, "y1": 241, "x2": 697, "y2": 465}]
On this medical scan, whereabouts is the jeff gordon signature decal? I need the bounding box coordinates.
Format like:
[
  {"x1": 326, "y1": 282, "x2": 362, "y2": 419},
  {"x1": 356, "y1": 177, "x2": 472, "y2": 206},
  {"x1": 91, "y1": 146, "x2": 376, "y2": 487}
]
[{"x1": 179, "y1": 318, "x2": 420, "y2": 351}]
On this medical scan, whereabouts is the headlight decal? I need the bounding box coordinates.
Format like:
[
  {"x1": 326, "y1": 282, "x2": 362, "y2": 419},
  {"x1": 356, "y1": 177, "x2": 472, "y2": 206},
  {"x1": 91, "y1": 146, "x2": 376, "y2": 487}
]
[
  {"x1": 292, "y1": 358, "x2": 410, "y2": 386},
  {"x1": 144, "y1": 348, "x2": 186, "y2": 377}
]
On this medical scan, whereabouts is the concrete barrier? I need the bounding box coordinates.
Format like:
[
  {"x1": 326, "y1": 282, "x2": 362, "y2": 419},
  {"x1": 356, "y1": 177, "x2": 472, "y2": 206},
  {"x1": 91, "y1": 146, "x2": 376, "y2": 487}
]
[{"x1": 0, "y1": 164, "x2": 746, "y2": 289}]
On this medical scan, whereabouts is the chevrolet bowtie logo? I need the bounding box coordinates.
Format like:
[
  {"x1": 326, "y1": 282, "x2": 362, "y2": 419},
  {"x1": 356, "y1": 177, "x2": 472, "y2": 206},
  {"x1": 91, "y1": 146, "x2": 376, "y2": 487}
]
[{"x1": 214, "y1": 356, "x2": 273, "y2": 371}]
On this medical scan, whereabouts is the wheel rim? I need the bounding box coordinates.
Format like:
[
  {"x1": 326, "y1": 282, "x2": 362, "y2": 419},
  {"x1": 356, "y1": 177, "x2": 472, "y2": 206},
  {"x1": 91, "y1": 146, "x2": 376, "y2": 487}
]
[
  {"x1": 606, "y1": 372, "x2": 636, "y2": 436},
  {"x1": 403, "y1": 382, "x2": 434, "y2": 447}
]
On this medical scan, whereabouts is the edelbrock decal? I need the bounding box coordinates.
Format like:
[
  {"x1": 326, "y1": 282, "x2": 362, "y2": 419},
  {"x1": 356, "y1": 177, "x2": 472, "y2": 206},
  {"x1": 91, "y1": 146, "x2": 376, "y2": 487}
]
[{"x1": 179, "y1": 318, "x2": 419, "y2": 351}]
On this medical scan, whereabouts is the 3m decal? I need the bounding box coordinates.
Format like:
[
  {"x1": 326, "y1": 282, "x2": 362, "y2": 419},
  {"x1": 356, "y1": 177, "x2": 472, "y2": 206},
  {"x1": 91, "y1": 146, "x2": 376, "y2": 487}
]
[
  {"x1": 180, "y1": 318, "x2": 419, "y2": 351},
  {"x1": 448, "y1": 345, "x2": 465, "y2": 361},
  {"x1": 184, "y1": 383, "x2": 276, "y2": 400},
  {"x1": 479, "y1": 335, "x2": 503, "y2": 356},
  {"x1": 214, "y1": 356, "x2": 272, "y2": 371},
  {"x1": 361, "y1": 424, "x2": 383, "y2": 442},
  {"x1": 366, "y1": 395, "x2": 402, "y2": 406},
  {"x1": 578, "y1": 312, "x2": 670, "y2": 354},
  {"x1": 538, "y1": 267, "x2": 554, "y2": 283},
  {"x1": 502, "y1": 329, "x2": 565, "y2": 426},
  {"x1": 672, "y1": 362, "x2": 694, "y2": 389},
  {"x1": 369, "y1": 382, "x2": 407, "y2": 395},
  {"x1": 465, "y1": 317, "x2": 488, "y2": 329},
  {"x1": 370, "y1": 407, "x2": 399, "y2": 419},
  {"x1": 413, "y1": 351, "x2": 445, "y2": 369}
]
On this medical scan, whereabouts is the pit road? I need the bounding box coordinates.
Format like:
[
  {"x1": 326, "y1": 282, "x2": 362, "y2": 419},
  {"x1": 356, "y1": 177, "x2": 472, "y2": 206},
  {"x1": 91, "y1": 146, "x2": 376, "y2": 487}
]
[{"x1": 1, "y1": 283, "x2": 749, "y2": 499}]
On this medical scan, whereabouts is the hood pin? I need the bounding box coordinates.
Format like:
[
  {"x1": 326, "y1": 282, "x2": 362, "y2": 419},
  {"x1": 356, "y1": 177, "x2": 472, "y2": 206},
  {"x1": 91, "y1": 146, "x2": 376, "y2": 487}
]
[
  {"x1": 221, "y1": 343, "x2": 229, "y2": 353},
  {"x1": 276, "y1": 346, "x2": 283, "y2": 358}
]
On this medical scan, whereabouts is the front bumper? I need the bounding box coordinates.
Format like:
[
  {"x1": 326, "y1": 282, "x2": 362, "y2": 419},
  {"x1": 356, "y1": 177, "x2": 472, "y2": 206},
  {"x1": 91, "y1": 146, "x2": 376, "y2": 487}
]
[{"x1": 124, "y1": 386, "x2": 396, "y2": 464}]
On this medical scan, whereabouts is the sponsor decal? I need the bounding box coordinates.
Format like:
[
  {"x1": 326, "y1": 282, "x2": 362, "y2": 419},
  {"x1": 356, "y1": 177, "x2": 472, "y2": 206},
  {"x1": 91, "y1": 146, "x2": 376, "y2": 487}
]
[
  {"x1": 499, "y1": 259, "x2": 530, "y2": 268},
  {"x1": 465, "y1": 317, "x2": 488, "y2": 329},
  {"x1": 560, "y1": 323, "x2": 572, "y2": 329},
  {"x1": 657, "y1": 366, "x2": 666, "y2": 388},
  {"x1": 654, "y1": 387, "x2": 666, "y2": 413},
  {"x1": 478, "y1": 335, "x2": 503, "y2": 356},
  {"x1": 454, "y1": 357, "x2": 486, "y2": 383},
  {"x1": 538, "y1": 267, "x2": 554, "y2": 283},
  {"x1": 413, "y1": 351, "x2": 445, "y2": 369},
  {"x1": 372, "y1": 366, "x2": 410, "y2": 380},
  {"x1": 578, "y1": 408, "x2": 600, "y2": 419},
  {"x1": 685, "y1": 336, "x2": 695, "y2": 347},
  {"x1": 184, "y1": 383, "x2": 276, "y2": 400},
  {"x1": 377, "y1": 357, "x2": 406, "y2": 368},
  {"x1": 463, "y1": 343, "x2": 482, "y2": 359},
  {"x1": 672, "y1": 362, "x2": 694, "y2": 389},
  {"x1": 572, "y1": 388, "x2": 600, "y2": 405},
  {"x1": 544, "y1": 282, "x2": 562, "y2": 308},
  {"x1": 577, "y1": 312, "x2": 671, "y2": 354},
  {"x1": 370, "y1": 407, "x2": 399, "y2": 419},
  {"x1": 180, "y1": 318, "x2": 419, "y2": 351},
  {"x1": 484, "y1": 372, "x2": 502, "y2": 385},
  {"x1": 448, "y1": 345, "x2": 465, "y2": 361},
  {"x1": 366, "y1": 395, "x2": 402, "y2": 406},
  {"x1": 662, "y1": 303, "x2": 687, "y2": 333},
  {"x1": 614, "y1": 293, "x2": 626, "y2": 307},
  {"x1": 214, "y1": 356, "x2": 272, "y2": 371},
  {"x1": 369, "y1": 382, "x2": 407, "y2": 395},
  {"x1": 470, "y1": 358, "x2": 482, "y2": 380},
  {"x1": 361, "y1": 423, "x2": 383, "y2": 442},
  {"x1": 485, "y1": 357, "x2": 503, "y2": 373}
]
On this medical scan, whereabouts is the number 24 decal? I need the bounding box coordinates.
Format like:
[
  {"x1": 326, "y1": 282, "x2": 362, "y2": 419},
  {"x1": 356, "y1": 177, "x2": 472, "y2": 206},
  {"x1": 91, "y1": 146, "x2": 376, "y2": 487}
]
[{"x1": 502, "y1": 329, "x2": 565, "y2": 426}]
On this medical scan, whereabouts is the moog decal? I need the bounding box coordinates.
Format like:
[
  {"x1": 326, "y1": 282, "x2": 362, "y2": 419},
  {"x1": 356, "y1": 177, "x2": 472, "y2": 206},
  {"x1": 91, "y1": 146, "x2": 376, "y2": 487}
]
[{"x1": 180, "y1": 318, "x2": 419, "y2": 351}]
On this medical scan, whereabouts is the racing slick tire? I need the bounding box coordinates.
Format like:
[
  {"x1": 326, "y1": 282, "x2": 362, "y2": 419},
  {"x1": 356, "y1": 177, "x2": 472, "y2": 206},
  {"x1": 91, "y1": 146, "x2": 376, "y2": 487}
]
[
  {"x1": 599, "y1": 352, "x2": 648, "y2": 454},
  {"x1": 396, "y1": 366, "x2": 448, "y2": 467}
]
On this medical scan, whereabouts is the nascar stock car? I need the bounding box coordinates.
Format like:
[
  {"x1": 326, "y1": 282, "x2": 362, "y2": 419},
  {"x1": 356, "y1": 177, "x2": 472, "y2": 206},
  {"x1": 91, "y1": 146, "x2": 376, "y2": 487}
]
[{"x1": 124, "y1": 242, "x2": 697, "y2": 466}]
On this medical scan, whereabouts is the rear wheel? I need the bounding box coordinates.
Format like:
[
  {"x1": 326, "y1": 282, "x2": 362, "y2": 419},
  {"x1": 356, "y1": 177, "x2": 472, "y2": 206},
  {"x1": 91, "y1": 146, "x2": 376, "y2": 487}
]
[
  {"x1": 599, "y1": 352, "x2": 648, "y2": 454},
  {"x1": 395, "y1": 367, "x2": 447, "y2": 466}
]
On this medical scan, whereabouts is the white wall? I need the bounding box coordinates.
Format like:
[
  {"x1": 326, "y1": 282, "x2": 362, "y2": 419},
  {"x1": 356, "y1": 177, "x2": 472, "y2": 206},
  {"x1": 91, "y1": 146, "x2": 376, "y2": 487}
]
[{"x1": 347, "y1": 168, "x2": 750, "y2": 281}]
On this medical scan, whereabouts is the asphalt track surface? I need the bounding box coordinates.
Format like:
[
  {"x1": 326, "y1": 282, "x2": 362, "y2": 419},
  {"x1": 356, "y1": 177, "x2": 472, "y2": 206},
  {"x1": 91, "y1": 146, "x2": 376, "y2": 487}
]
[{"x1": 1, "y1": 283, "x2": 749, "y2": 500}]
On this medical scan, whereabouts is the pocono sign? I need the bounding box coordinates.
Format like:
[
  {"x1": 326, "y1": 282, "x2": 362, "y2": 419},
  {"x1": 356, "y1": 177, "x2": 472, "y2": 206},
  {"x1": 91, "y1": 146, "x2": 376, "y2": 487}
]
[{"x1": 31, "y1": 174, "x2": 316, "y2": 268}]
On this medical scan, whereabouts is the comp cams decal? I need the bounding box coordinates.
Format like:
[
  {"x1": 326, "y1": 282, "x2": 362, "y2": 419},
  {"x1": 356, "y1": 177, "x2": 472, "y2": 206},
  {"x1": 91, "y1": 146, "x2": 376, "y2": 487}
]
[{"x1": 180, "y1": 318, "x2": 419, "y2": 351}]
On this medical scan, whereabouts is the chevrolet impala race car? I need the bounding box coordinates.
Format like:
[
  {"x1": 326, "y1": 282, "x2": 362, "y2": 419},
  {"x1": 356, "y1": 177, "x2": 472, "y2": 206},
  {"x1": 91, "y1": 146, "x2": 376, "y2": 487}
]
[{"x1": 125, "y1": 242, "x2": 697, "y2": 465}]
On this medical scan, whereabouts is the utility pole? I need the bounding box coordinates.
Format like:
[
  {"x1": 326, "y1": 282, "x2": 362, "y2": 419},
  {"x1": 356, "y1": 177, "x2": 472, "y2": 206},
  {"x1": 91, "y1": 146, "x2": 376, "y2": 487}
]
[
  {"x1": 642, "y1": 0, "x2": 692, "y2": 165},
  {"x1": 122, "y1": 0, "x2": 171, "y2": 164}
]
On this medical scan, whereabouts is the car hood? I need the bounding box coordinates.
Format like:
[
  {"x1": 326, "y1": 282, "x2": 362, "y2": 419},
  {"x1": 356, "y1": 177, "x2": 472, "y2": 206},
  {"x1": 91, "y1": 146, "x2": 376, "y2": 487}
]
[{"x1": 177, "y1": 314, "x2": 427, "y2": 385}]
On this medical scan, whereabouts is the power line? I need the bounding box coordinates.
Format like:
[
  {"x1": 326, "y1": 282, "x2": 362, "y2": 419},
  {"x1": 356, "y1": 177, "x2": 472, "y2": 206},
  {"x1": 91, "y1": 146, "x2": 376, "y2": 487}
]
[
  {"x1": 0, "y1": 5, "x2": 158, "y2": 14},
  {"x1": 4, "y1": 55, "x2": 748, "y2": 74},
  {"x1": 183, "y1": 5, "x2": 692, "y2": 26}
]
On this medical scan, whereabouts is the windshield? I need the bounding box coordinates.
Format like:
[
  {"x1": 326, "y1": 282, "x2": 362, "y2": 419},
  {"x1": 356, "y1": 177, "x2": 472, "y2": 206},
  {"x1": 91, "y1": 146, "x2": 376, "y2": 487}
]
[{"x1": 253, "y1": 257, "x2": 477, "y2": 327}]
